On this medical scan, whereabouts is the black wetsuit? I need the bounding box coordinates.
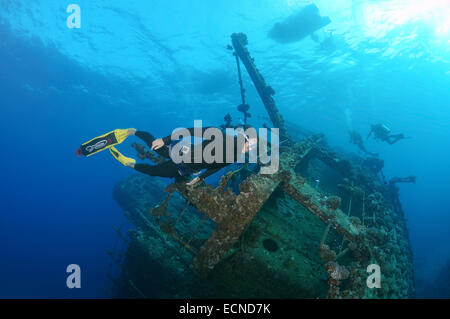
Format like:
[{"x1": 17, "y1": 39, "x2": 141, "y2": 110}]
[
  {"x1": 134, "y1": 128, "x2": 244, "y2": 180},
  {"x1": 367, "y1": 124, "x2": 405, "y2": 145}
]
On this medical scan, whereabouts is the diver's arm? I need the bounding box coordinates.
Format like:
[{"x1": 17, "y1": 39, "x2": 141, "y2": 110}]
[
  {"x1": 162, "y1": 127, "x2": 215, "y2": 144},
  {"x1": 134, "y1": 131, "x2": 155, "y2": 148},
  {"x1": 133, "y1": 131, "x2": 166, "y2": 153}
]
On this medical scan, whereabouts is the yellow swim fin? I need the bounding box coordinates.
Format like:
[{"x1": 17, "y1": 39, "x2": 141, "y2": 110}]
[
  {"x1": 76, "y1": 128, "x2": 135, "y2": 157},
  {"x1": 114, "y1": 128, "x2": 133, "y2": 144},
  {"x1": 109, "y1": 146, "x2": 136, "y2": 166}
]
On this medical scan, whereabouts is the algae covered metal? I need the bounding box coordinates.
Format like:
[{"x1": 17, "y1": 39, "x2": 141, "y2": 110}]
[{"x1": 109, "y1": 34, "x2": 415, "y2": 299}]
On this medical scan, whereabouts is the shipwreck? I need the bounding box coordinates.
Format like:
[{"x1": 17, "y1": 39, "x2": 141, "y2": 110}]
[{"x1": 107, "y1": 33, "x2": 415, "y2": 299}]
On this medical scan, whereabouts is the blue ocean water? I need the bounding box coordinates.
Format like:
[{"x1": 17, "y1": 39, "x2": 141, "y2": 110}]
[{"x1": 0, "y1": 0, "x2": 449, "y2": 298}]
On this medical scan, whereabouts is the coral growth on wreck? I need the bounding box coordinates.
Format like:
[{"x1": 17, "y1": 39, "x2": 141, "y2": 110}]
[
  {"x1": 325, "y1": 196, "x2": 341, "y2": 211},
  {"x1": 109, "y1": 134, "x2": 415, "y2": 299},
  {"x1": 107, "y1": 33, "x2": 415, "y2": 300}
]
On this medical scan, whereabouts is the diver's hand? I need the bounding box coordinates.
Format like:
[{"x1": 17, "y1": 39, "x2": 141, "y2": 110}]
[
  {"x1": 151, "y1": 138, "x2": 165, "y2": 150},
  {"x1": 186, "y1": 177, "x2": 200, "y2": 186}
]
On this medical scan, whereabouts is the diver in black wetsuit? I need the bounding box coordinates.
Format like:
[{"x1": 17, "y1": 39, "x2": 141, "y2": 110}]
[
  {"x1": 367, "y1": 124, "x2": 406, "y2": 145},
  {"x1": 111, "y1": 127, "x2": 258, "y2": 185}
]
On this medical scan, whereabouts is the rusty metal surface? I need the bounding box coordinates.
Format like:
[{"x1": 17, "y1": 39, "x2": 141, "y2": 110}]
[
  {"x1": 281, "y1": 181, "x2": 361, "y2": 242},
  {"x1": 154, "y1": 135, "x2": 367, "y2": 273},
  {"x1": 188, "y1": 173, "x2": 281, "y2": 272},
  {"x1": 231, "y1": 33, "x2": 291, "y2": 144},
  {"x1": 115, "y1": 32, "x2": 415, "y2": 298}
]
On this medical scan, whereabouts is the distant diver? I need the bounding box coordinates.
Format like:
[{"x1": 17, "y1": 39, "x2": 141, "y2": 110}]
[
  {"x1": 76, "y1": 127, "x2": 259, "y2": 186},
  {"x1": 268, "y1": 4, "x2": 331, "y2": 44},
  {"x1": 349, "y1": 130, "x2": 376, "y2": 156},
  {"x1": 367, "y1": 124, "x2": 406, "y2": 145}
]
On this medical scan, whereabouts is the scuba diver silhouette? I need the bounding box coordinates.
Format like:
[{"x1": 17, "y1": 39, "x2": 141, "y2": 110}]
[
  {"x1": 367, "y1": 124, "x2": 406, "y2": 145},
  {"x1": 349, "y1": 130, "x2": 377, "y2": 156}
]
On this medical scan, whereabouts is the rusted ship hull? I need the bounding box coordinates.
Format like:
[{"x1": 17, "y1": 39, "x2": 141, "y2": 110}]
[{"x1": 108, "y1": 33, "x2": 414, "y2": 299}]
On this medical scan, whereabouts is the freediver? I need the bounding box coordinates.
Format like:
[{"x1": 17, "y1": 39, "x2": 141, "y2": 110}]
[
  {"x1": 367, "y1": 123, "x2": 406, "y2": 145},
  {"x1": 76, "y1": 127, "x2": 259, "y2": 186}
]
